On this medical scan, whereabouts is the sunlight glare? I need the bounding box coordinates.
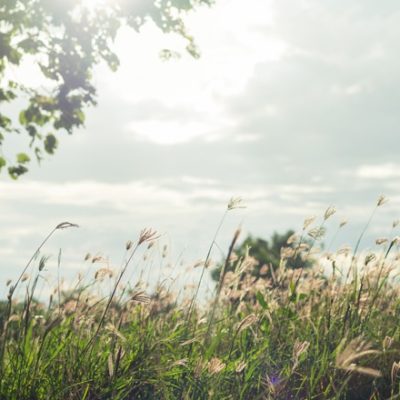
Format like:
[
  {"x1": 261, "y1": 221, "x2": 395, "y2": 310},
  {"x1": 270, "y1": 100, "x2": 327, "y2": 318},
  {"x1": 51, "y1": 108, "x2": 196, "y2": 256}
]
[{"x1": 81, "y1": 0, "x2": 107, "y2": 10}]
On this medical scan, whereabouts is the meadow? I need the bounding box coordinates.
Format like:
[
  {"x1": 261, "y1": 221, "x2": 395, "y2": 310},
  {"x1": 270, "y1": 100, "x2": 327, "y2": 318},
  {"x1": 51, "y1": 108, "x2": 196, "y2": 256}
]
[{"x1": 0, "y1": 197, "x2": 399, "y2": 400}]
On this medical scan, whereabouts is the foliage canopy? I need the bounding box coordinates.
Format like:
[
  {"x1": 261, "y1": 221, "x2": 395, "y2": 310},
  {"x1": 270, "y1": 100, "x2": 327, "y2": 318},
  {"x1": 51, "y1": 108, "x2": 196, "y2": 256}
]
[
  {"x1": 0, "y1": 0, "x2": 212, "y2": 178},
  {"x1": 211, "y1": 230, "x2": 315, "y2": 282}
]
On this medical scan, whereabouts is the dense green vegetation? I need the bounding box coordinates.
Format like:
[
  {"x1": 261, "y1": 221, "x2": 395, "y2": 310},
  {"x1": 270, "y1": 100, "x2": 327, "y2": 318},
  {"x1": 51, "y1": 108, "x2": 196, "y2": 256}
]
[{"x1": 0, "y1": 198, "x2": 399, "y2": 399}]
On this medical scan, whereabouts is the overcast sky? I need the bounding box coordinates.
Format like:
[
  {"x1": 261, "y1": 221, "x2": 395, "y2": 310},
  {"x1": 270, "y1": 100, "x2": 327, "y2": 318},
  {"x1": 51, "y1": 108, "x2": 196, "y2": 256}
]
[{"x1": 1, "y1": 0, "x2": 400, "y2": 297}]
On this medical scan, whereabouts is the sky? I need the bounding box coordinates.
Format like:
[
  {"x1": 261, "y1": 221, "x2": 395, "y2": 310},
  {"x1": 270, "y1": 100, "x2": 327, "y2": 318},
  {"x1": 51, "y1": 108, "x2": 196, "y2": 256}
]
[{"x1": 1, "y1": 0, "x2": 400, "y2": 297}]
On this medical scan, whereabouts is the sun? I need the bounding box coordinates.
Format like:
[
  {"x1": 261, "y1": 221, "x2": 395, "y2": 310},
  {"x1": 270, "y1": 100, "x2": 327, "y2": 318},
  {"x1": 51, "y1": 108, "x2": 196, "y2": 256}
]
[{"x1": 81, "y1": 0, "x2": 108, "y2": 10}]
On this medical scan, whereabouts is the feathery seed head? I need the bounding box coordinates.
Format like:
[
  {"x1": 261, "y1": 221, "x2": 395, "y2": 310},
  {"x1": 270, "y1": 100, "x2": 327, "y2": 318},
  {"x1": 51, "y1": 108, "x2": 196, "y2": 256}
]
[
  {"x1": 308, "y1": 226, "x2": 326, "y2": 240},
  {"x1": 56, "y1": 221, "x2": 79, "y2": 230},
  {"x1": 377, "y1": 195, "x2": 388, "y2": 207},
  {"x1": 235, "y1": 361, "x2": 247, "y2": 373},
  {"x1": 376, "y1": 238, "x2": 388, "y2": 245},
  {"x1": 138, "y1": 228, "x2": 159, "y2": 245},
  {"x1": 227, "y1": 197, "x2": 245, "y2": 210},
  {"x1": 303, "y1": 216, "x2": 316, "y2": 230},
  {"x1": 207, "y1": 357, "x2": 225, "y2": 374},
  {"x1": 324, "y1": 206, "x2": 336, "y2": 220},
  {"x1": 237, "y1": 314, "x2": 258, "y2": 334},
  {"x1": 392, "y1": 361, "x2": 400, "y2": 384}
]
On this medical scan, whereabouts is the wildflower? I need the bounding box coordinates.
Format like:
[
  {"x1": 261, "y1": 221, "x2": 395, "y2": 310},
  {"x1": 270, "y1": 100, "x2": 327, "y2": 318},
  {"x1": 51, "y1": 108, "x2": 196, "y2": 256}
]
[
  {"x1": 126, "y1": 240, "x2": 133, "y2": 250},
  {"x1": 264, "y1": 374, "x2": 285, "y2": 395}
]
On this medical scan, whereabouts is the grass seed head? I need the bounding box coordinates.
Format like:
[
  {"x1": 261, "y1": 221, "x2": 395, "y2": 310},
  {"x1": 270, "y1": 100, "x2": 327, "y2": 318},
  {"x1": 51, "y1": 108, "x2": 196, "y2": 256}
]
[
  {"x1": 237, "y1": 313, "x2": 258, "y2": 334},
  {"x1": 383, "y1": 336, "x2": 394, "y2": 351},
  {"x1": 235, "y1": 361, "x2": 247, "y2": 373},
  {"x1": 56, "y1": 221, "x2": 79, "y2": 230},
  {"x1": 138, "y1": 228, "x2": 159, "y2": 245},
  {"x1": 303, "y1": 216, "x2": 316, "y2": 230},
  {"x1": 375, "y1": 238, "x2": 388, "y2": 245},
  {"x1": 377, "y1": 195, "x2": 388, "y2": 207},
  {"x1": 308, "y1": 226, "x2": 326, "y2": 240},
  {"x1": 227, "y1": 197, "x2": 245, "y2": 210},
  {"x1": 336, "y1": 337, "x2": 382, "y2": 378},
  {"x1": 207, "y1": 357, "x2": 225, "y2": 375},
  {"x1": 391, "y1": 361, "x2": 400, "y2": 384},
  {"x1": 324, "y1": 206, "x2": 336, "y2": 220}
]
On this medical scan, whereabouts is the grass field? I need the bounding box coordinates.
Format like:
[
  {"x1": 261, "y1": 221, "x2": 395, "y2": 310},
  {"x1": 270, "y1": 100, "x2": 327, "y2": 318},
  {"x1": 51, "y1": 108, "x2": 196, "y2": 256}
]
[{"x1": 0, "y1": 198, "x2": 399, "y2": 399}]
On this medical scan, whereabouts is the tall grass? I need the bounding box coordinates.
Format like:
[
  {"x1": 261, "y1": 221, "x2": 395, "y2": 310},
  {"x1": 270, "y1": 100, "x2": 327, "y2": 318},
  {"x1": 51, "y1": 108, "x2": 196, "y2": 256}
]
[{"x1": 0, "y1": 199, "x2": 400, "y2": 399}]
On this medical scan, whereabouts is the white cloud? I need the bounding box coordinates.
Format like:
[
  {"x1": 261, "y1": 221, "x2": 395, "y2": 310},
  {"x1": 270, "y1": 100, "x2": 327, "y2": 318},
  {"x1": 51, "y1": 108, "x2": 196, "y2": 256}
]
[{"x1": 355, "y1": 163, "x2": 400, "y2": 179}]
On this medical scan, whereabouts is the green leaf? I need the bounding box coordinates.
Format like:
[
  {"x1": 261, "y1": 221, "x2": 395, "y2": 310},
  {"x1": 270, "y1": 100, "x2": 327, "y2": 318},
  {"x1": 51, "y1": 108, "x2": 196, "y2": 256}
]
[
  {"x1": 17, "y1": 37, "x2": 39, "y2": 53},
  {"x1": 289, "y1": 280, "x2": 295, "y2": 295},
  {"x1": 16, "y1": 152, "x2": 30, "y2": 164},
  {"x1": 8, "y1": 165, "x2": 28, "y2": 179},
  {"x1": 256, "y1": 291, "x2": 268, "y2": 310},
  {"x1": 19, "y1": 110, "x2": 27, "y2": 125},
  {"x1": 44, "y1": 134, "x2": 57, "y2": 154},
  {"x1": 0, "y1": 157, "x2": 6, "y2": 171}
]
